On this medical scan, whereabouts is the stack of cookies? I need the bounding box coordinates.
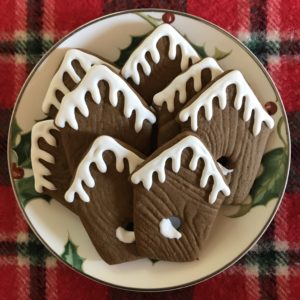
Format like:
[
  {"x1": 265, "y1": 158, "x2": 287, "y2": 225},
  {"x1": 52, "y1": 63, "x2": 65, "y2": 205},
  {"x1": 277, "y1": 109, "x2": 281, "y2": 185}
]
[{"x1": 31, "y1": 24, "x2": 274, "y2": 264}]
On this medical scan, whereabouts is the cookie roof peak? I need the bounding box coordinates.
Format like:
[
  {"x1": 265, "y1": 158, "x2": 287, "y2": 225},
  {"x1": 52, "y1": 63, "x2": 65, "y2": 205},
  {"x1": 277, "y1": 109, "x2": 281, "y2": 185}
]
[
  {"x1": 153, "y1": 57, "x2": 223, "y2": 112},
  {"x1": 65, "y1": 135, "x2": 144, "y2": 203},
  {"x1": 131, "y1": 134, "x2": 230, "y2": 204},
  {"x1": 42, "y1": 49, "x2": 105, "y2": 113},
  {"x1": 55, "y1": 64, "x2": 156, "y2": 132},
  {"x1": 121, "y1": 24, "x2": 200, "y2": 85},
  {"x1": 179, "y1": 70, "x2": 275, "y2": 136}
]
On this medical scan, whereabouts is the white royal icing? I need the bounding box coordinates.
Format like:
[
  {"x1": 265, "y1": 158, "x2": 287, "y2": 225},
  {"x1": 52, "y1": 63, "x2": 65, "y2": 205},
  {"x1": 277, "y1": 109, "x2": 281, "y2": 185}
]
[
  {"x1": 31, "y1": 120, "x2": 58, "y2": 193},
  {"x1": 179, "y1": 70, "x2": 275, "y2": 136},
  {"x1": 121, "y1": 23, "x2": 200, "y2": 85},
  {"x1": 159, "y1": 218, "x2": 182, "y2": 240},
  {"x1": 217, "y1": 162, "x2": 234, "y2": 176},
  {"x1": 42, "y1": 49, "x2": 107, "y2": 113},
  {"x1": 153, "y1": 57, "x2": 223, "y2": 112},
  {"x1": 116, "y1": 227, "x2": 136, "y2": 244},
  {"x1": 65, "y1": 135, "x2": 144, "y2": 203},
  {"x1": 55, "y1": 64, "x2": 156, "y2": 132},
  {"x1": 131, "y1": 135, "x2": 230, "y2": 204}
]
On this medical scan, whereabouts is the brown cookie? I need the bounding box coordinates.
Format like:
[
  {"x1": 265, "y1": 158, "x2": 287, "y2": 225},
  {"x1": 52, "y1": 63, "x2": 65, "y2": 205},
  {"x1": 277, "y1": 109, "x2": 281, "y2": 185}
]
[
  {"x1": 42, "y1": 48, "x2": 118, "y2": 119},
  {"x1": 65, "y1": 135, "x2": 145, "y2": 264},
  {"x1": 131, "y1": 132, "x2": 230, "y2": 262},
  {"x1": 121, "y1": 24, "x2": 200, "y2": 106},
  {"x1": 177, "y1": 70, "x2": 274, "y2": 204},
  {"x1": 153, "y1": 57, "x2": 223, "y2": 146},
  {"x1": 31, "y1": 120, "x2": 76, "y2": 213},
  {"x1": 54, "y1": 64, "x2": 156, "y2": 173}
]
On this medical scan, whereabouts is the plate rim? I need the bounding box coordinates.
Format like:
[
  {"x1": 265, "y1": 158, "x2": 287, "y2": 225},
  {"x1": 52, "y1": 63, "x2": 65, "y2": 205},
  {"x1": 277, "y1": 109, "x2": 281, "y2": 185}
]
[{"x1": 7, "y1": 8, "x2": 291, "y2": 292}]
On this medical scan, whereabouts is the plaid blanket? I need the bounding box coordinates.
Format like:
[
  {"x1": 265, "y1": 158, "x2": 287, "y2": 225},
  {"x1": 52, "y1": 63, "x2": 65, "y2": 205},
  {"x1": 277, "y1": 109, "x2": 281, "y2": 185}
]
[{"x1": 0, "y1": 0, "x2": 299, "y2": 299}]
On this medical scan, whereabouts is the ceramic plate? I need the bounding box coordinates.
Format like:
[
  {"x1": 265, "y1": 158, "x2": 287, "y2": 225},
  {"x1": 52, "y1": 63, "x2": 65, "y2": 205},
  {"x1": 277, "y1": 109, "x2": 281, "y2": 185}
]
[{"x1": 8, "y1": 9, "x2": 290, "y2": 291}]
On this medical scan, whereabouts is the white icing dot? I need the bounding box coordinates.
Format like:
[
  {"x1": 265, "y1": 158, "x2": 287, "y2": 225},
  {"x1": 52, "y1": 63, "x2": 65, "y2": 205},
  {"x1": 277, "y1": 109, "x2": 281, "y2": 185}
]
[
  {"x1": 159, "y1": 218, "x2": 182, "y2": 240},
  {"x1": 121, "y1": 24, "x2": 200, "y2": 85},
  {"x1": 55, "y1": 65, "x2": 156, "y2": 132},
  {"x1": 131, "y1": 135, "x2": 230, "y2": 204},
  {"x1": 65, "y1": 135, "x2": 144, "y2": 203},
  {"x1": 179, "y1": 70, "x2": 275, "y2": 136},
  {"x1": 42, "y1": 49, "x2": 112, "y2": 114},
  {"x1": 31, "y1": 120, "x2": 59, "y2": 193},
  {"x1": 153, "y1": 57, "x2": 223, "y2": 112},
  {"x1": 116, "y1": 227, "x2": 135, "y2": 244}
]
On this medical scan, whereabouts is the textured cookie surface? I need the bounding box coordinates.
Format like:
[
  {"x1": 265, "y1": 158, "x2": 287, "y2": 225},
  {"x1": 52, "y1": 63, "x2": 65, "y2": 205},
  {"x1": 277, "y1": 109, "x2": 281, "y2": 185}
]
[
  {"x1": 65, "y1": 135, "x2": 144, "y2": 264},
  {"x1": 131, "y1": 132, "x2": 230, "y2": 262},
  {"x1": 178, "y1": 70, "x2": 274, "y2": 204}
]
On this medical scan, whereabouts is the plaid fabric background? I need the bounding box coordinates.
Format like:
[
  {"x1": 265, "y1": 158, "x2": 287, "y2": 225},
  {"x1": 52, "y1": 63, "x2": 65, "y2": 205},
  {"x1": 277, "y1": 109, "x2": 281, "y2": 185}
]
[{"x1": 0, "y1": 0, "x2": 299, "y2": 299}]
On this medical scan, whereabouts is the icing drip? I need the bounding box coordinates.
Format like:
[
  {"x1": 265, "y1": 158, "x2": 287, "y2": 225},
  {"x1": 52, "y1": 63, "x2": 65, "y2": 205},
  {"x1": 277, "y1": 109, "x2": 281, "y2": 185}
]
[
  {"x1": 153, "y1": 57, "x2": 223, "y2": 112},
  {"x1": 217, "y1": 162, "x2": 233, "y2": 176},
  {"x1": 179, "y1": 70, "x2": 275, "y2": 136},
  {"x1": 131, "y1": 135, "x2": 230, "y2": 204},
  {"x1": 121, "y1": 24, "x2": 200, "y2": 85},
  {"x1": 55, "y1": 65, "x2": 156, "y2": 132},
  {"x1": 31, "y1": 120, "x2": 58, "y2": 193},
  {"x1": 159, "y1": 218, "x2": 182, "y2": 239},
  {"x1": 116, "y1": 227, "x2": 136, "y2": 244},
  {"x1": 65, "y1": 135, "x2": 144, "y2": 203},
  {"x1": 42, "y1": 49, "x2": 106, "y2": 113}
]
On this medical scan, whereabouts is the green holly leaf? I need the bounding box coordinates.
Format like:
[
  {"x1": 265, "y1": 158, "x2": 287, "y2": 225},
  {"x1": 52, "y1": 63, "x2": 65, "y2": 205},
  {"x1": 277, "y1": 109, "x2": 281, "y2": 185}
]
[
  {"x1": 187, "y1": 39, "x2": 208, "y2": 58},
  {"x1": 213, "y1": 47, "x2": 232, "y2": 60},
  {"x1": 13, "y1": 130, "x2": 32, "y2": 168},
  {"x1": 62, "y1": 239, "x2": 84, "y2": 271},
  {"x1": 15, "y1": 176, "x2": 50, "y2": 207},
  {"x1": 135, "y1": 12, "x2": 162, "y2": 27},
  {"x1": 227, "y1": 203, "x2": 252, "y2": 218},
  {"x1": 114, "y1": 34, "x2": 148, "y2": 68},
  {"x1": 250, "y1": 147, "x2": 288, "y2": 207},
  {"x1": 11, "y1": 118, "x2": 22, "y2": 147}
]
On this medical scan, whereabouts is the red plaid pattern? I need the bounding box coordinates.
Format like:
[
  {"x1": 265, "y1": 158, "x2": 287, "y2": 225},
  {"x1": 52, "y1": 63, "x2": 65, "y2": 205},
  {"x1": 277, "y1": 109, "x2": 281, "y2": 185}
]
[{"x1": 0, "y1": 1, "x2": 299, "y2": 299}]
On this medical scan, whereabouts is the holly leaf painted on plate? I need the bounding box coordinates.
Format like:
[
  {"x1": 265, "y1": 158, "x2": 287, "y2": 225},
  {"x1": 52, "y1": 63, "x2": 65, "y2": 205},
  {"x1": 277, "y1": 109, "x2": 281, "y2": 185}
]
[
  {"x1": 13, "y1": 130, "x2": 32, "y2": 168},
  {"x1": 227, "y1": 203, "x2": 252, "y2": 218},
  {"x1": 250, "y1": 147, "x2": 288, "y2": 207},
  {"x1": 114, "y1": 34, "x2": 148, "y2": 68},
  {"x1": 213, "y1": 47, "x2": 232, "y2": 60},
  {"x1": 62, "y1": 239, "x2": 84, "y2": 271},
  {"x1": 11, "y1": 118, "x2": 22, "y2": 147},
  {"x1": 187, "y1": 39, "x2": 208, "y2": 58},
  {"x1": 15, "y1": 176, "x2": 50, "y2": 207}
]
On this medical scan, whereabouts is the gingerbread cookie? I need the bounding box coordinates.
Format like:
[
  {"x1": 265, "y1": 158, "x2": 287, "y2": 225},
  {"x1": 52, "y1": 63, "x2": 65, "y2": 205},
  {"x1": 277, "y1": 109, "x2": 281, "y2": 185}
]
[
  {"x1": 65, "y1": 135, "x2": 144, "y2": 264},
  {"x1": 131, "y1": 132, "x2": 230, "y2": 262},
  {"x1": 178, "y1": 70, "x2": 274, "y2": 204},
  {"x1": 54, "y1": 64, "x2": 156, "y2": 173},
  {"x1": 153, "y1": 57, "x2": 223, "y2": 145},
  {"x1": 31, "y1": 120, "x2": 76, "y2": 213},
  {"x1": 42, "y1": 49, "x2": 117, "y2": 118},
  {"x1": 121, "y1": 24, "x2": 200, "y2": 105}
]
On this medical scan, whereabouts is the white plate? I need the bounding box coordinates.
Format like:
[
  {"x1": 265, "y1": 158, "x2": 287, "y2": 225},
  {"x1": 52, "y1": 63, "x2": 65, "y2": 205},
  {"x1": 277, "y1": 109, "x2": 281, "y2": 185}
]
[{"x1": 8, "y1": 9, "x2": 290, "y2": 291}]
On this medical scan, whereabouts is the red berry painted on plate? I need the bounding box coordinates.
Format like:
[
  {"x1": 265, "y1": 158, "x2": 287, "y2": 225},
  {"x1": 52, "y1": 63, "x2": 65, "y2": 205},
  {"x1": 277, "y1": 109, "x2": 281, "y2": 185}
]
[
  {"x1": 264, "y1": 101, "x2": 277, "y2": 115},
  {"x1": 12, "y1": 162, "x2": 24, "y2": 179},
  {"x1": 162, "y1": 12, "x2": 175, "y2": 24}
]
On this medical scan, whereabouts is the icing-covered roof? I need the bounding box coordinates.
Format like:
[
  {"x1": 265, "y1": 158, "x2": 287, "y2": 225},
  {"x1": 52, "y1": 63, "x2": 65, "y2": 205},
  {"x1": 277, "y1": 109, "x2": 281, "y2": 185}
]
[
  {"x1": 65, "y1": 135, "x2": 144, "y2": 203},
  {"x1": 179, "y1": 70, "x2": 274, "y2": 136},
  {"x1": 131, "y1": 134, "x2": 230, "y2": 204},
  {"x1": 121, "y1": 24, "x2": 200, "y2": 85},
  {"x1": 55, "y1": 64, "x2": 156, "y2": 132}
]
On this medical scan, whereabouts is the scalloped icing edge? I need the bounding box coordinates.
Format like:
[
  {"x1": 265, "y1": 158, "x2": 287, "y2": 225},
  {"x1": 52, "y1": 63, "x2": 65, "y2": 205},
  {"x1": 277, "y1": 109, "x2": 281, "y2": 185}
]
[
  {"x1": 131, "y1": 134, "x2": 230, "y2": 204},
  {"x1": 121, "y1": 23, "x2": 200, "y2": 85},
  {"x1": 65, "y1": 135, "x2": 144, "y2": 203},
  {"x1": 55, "y1": 64, "x2": 156, "y2": 132},
  {"x1": 153, "y1": 57, "x2": 223, "y2": 112},
  {"x1": 179, "y1": 70, "x2": 275, "y2": 136},
  {"x1": 42, "y1": 49, "x2": 118, "y2": 114},
  {"x1": 31, "y1": 120, "x2": 59, "y2": 193}
]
